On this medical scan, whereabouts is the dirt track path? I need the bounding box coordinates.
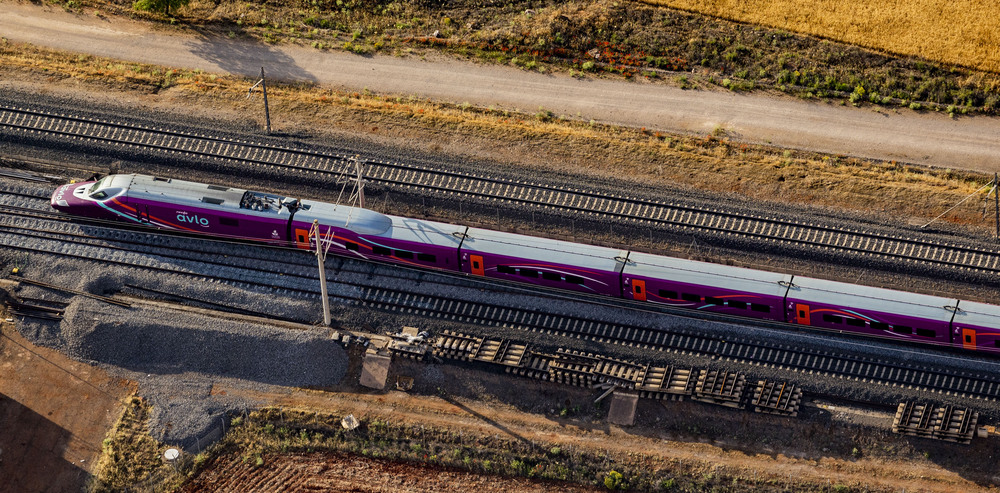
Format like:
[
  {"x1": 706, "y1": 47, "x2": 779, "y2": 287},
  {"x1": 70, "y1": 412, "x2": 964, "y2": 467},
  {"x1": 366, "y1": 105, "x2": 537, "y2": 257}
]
[{"x1": 2, "y1": 2, "x2": 1000, "y2": 172}]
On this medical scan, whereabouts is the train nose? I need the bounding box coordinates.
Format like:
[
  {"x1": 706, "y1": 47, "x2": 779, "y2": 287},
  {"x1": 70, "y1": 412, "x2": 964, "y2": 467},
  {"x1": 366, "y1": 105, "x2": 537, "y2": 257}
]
[{"x1": 50, "y1": 183, "x2": 86, "y2": 211}]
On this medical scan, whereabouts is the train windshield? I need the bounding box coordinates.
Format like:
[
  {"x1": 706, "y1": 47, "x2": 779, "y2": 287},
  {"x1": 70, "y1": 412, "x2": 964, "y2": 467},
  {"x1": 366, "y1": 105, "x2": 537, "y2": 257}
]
[{"x1": 89, "y1": 177, "x2": 108, "y2": 193}]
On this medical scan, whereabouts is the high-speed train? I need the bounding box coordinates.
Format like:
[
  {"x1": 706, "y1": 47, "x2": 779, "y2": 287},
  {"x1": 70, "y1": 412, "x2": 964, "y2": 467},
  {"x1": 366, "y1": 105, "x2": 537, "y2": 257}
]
[{"x1": 51, "y1": 173, "x2": 1000, "y2": 353}]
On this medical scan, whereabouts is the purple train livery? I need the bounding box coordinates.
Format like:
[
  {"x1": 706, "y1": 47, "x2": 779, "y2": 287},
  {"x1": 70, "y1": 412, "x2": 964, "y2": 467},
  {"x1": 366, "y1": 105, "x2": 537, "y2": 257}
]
[{"x1": 51, "y1": 173, "x2": 1000, "y2": 354}]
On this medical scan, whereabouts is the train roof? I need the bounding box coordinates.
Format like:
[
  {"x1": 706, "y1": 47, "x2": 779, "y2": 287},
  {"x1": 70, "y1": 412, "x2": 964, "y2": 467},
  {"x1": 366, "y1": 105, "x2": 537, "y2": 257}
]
[
  {"x1": 378, "y1": 215, "x2": 466, "y2": 248},
  {"x1": 623, "y1": 251, "x2": 792, "y2": 297},
  {"x1": 787, "y1": 276, "x2": 957, "y2": 322},
  {"x1": 121, "y1": 174, "x2": 393, "y2": 235},
  {"x1": 953, "y1": 299, "x2": 1000, "y2": 329},
  {"x1": 293, "y1": 201, "x2": 392, "y2": 236},
  {"x1": 461, "y1": 227, "x2": 628, "y2": 273}
]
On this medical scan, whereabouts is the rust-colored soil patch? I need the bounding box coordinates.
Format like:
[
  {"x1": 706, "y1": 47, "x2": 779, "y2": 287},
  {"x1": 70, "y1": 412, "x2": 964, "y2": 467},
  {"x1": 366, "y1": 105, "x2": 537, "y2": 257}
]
[
  {"x1": 180, "y1": 451, "x2": 601, "y2": 493},
  {"x1": 0, "y1": 315, "x2": 134, "y2": 492}
]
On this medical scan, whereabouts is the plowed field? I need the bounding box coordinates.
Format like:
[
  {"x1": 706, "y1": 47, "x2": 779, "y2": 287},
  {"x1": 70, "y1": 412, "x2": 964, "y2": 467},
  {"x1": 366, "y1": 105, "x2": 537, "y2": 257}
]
[{"x1": 180, "y1": 451, "x2": 601, "y2": 492}]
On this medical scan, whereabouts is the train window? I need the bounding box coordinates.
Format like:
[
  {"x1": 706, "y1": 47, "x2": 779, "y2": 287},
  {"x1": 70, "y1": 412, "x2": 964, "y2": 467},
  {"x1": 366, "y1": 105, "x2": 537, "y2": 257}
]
[
  {"x1": 297, "y1": 234, "x2": 306, "y2": 243},
  {"x1": 704, "y1": 296, "x2": 724, "y2": 305},
  {"x1": 995, "y1": 340, "x2": 1000, "y2": 348},
  {"x1": 90, "y1": 191, "x2": 108, "y2": 200},
  {"x1": 417, "y1": 253, "x2": 436, "y2": 262},
  {"x1": 395, "y1": 250, "x2": 414, "y2": 259},
  {"x1": 519, "y1": 269, "x2": 539, "y2": 278},
  {"x1": 871, "y1": 322, "x2": 889, "y2": 331},
  {"x1": 681, "y1": 293, "x2": 701, "y2": 302},
  {"x1": 373, "y1": 246, "x2": 391, "y2": 255},
  {"x1": 727, "y1": 300, "x2": 747, "y2": 309},
  {"x1": 892, "y1": 325, "x2": 912, "y2": 335},
  {"x1": 966, "y1": 334, "x2": 973, "y2": 343},
  {"x1": 345, "y1": 242, "x2": 359, "y2": 251},
  {"x1": 542, "y1": 272, "x2": 561, "y2": 281},
  {"x1": 634, "y1": 284, "x2": 643, "y2": 294},
  {"x1": 916, "y1": 328, "x2": 935, "y2": 338},
  {"x1": 822, "y1": 314, "x2": 843, "y2": 324},
  {"x1": 845, "y1": 318, "x2": 866, "y2": 328},
  {"x1": 497, "y1": 265, "x2": 516, "y2": 274},
  {"x1": 220, "y1": 217, "x2": 239, "y2": 227},
  {"x1": 750, "y1": 303, "x2": 771, "y2": 313},
  {"x1": 659, "y1": 290, "x2": 678, "y2": 300},
  {"x1": 473, "y1": 260, "x2": 482, "y2": 270},
  {"x1": 565, "y1": 275, "x2": 584, "y2": 285}
]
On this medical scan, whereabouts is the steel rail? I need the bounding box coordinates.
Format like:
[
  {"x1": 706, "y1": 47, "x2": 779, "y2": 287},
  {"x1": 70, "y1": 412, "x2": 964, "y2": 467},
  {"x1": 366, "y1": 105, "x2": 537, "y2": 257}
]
[{"x1": 3, "y1": 105, "x2": 1000, "y2": 278}]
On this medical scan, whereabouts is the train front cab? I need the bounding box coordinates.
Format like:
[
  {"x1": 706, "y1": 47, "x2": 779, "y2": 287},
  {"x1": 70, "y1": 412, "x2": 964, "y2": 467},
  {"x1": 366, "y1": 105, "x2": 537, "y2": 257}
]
[
  {"x1": 949, "y1": 300, "x2": 1000, "y2": 353},
  {"x1": 621, "y1": 252, "x2": 790, "y2": 321},
  {"x1": 784, "y1": 276, "x2": 954, "y2": 347},
  {"x1": 459, "y1": 227, "x2": 626, "y2": 297}
]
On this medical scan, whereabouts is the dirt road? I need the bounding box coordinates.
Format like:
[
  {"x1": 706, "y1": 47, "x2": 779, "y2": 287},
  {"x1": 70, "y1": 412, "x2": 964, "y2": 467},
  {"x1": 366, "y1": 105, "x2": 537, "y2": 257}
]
[{"x1": 2, "y1": 2, "x2": 1000, "y2": 172}]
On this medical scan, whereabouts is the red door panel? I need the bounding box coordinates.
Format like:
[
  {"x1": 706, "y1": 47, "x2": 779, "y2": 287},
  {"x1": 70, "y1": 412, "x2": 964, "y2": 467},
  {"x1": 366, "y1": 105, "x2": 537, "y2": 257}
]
[
  {"x1": 632, "y1": 279, "x2": 646, "y2": 301},
  {"x1": 470, "y1": 255, "x2": 485, "y2": 276},
  {"x1": 295, "y1": 228, "x2": 310, "y2": 250},
  {"x1": 795, "y1": 304, "x2": 811, "y2": 325},
  {"x1": 962, "y1": 328, "x2": 977, "y2": 350}
]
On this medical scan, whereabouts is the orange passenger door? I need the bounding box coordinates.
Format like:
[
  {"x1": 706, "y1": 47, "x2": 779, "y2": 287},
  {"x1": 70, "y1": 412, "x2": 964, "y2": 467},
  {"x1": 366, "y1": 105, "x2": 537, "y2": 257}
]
[
  {"x1": 470, "y1": 255, "x2": 485, "y2": 276},
  {"x1": 632, "y1": 279, "x2": 646, "y2": 301}
]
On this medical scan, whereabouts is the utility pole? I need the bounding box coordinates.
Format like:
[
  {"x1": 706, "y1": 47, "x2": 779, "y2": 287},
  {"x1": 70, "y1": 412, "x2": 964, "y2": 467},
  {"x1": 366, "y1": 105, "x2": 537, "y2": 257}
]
[
  {"x1": 247, "y1": 67, "x2": 272, "y2": 133},
  {"x1": 995, "y1": 173, "x2": 998, "y2": 240},
  {"x1": 310, "y1": 219, "x2": 334, "y2": 325}
]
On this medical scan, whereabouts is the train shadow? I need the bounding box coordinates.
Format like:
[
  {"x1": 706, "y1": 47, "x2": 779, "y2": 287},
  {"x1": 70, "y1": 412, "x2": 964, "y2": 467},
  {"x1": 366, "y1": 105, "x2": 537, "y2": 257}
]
[{"x1": 0, "y1": 392, "x2": 89, "y2": 492}]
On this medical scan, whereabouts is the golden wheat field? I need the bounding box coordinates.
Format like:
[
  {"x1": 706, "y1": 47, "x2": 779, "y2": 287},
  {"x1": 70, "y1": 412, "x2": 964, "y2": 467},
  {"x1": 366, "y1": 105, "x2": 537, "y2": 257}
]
[{"x1": 645, "y1": 0, "x2": 1000, "y2": 73}]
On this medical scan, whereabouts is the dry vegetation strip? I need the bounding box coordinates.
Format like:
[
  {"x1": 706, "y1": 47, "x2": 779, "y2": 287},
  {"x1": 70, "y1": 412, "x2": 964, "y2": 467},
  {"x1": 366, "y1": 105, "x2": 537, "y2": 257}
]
[
  {"x1": 0, "y1": 38, "x2": 995, "y2": 230},
  {"x1": 646, "y1": 0, "x2": 1000, "y2": 73}
]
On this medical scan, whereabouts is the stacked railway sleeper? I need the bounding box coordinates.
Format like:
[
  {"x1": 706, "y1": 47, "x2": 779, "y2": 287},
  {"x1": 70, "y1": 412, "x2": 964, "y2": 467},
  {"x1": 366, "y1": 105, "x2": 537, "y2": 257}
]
[
  {"x1": 429, "y1": 330, "x2": 802, "y2": 416},
  {"x1": 892, "y1": 402, "x2": 980, "y2": 444}
]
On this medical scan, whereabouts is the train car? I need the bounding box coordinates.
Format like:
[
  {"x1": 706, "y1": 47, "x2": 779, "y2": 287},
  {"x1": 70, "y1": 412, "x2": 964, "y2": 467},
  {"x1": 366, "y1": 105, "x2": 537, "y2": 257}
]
[
  {"x1": 784, "y1": 276, "x2": 955, "y2": 346},
  {"x1": 621, "y1": 251, "x2": 791, "y2": 321},
  {"x1": 950, "y1": 300, "x2": 1000, "y2": 353},
  {"x1": 458, "y1": 227, "x2": 627, "y2": 297},
  {"x1": 291, "y1": 205, "x2": 466, "y2": 272},
  {"x1": 51, "y1": 174, "x2": 296, "y2": 244}
]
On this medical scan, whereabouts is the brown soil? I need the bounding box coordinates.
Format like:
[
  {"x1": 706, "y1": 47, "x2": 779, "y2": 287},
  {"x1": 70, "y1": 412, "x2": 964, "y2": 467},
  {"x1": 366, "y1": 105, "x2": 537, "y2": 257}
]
[
  {"x1": 181, "y1": 452, "x2": 602, "y2": 492},
  {"x1": 0, "y1": 301, "x2": 135, "y2": 493},
  {"x1": 2, "y1": 6, "x2": 1000, "y2": 492},
  {"x1": 178, "y1": 357, "x2": 1000, "y2": 492}
]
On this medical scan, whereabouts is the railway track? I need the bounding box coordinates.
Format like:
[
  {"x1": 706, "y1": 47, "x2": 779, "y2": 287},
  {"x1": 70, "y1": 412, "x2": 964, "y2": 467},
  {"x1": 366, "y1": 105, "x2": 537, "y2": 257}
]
[
  {"x1": 4, "y1": 104, "x2": 1000, "y2": 279},
  {"x1": 3, "y1": 190, "x2": 1000, "y2": 405}
]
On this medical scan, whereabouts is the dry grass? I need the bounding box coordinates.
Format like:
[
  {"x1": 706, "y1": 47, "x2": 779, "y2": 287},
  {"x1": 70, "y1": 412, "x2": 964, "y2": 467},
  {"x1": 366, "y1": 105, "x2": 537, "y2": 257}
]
[
  {"x1": 90, "y1": 395, "x2": 184, "y2": 493},
  {"x1": 1, "y1": 38, "x2": 996, "y2": 230},
  {"x1": 644, "y1": 0, "x2": 1000, "y2": 73}
]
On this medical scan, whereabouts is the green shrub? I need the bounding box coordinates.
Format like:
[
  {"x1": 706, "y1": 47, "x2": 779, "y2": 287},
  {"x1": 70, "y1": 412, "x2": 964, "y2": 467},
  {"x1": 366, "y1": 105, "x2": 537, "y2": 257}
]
[{"x1": 604, "y1": 470, "x2": 624, "y2": 490}]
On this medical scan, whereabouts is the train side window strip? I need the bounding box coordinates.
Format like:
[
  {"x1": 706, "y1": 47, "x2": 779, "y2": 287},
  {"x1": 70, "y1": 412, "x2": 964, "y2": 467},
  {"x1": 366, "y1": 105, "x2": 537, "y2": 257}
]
[
  {"x1": 417, "y1": 253, "x2": 436, "y2": 262},
  {"x1": 750, "y1": 303, "x2": 771, "y2": 313},
  {"x1": 345, "y1": 242, "x2": 359, "y2": 251},
  {"x1": 565, "y1": 275, "x2": 584, "y2": 285},
  {"x1": 497, "y1": 265, "x2": 516, "y2": 274},
  {"x1": 395, "y1": 250, "x2": 414, "y2": 259}
]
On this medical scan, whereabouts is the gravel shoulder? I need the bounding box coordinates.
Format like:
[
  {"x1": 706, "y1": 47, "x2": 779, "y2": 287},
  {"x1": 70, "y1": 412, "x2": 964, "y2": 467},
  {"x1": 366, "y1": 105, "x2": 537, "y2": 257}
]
[{"x1": 3, "y1": 1, "x2": 1000, "y2": 172}]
